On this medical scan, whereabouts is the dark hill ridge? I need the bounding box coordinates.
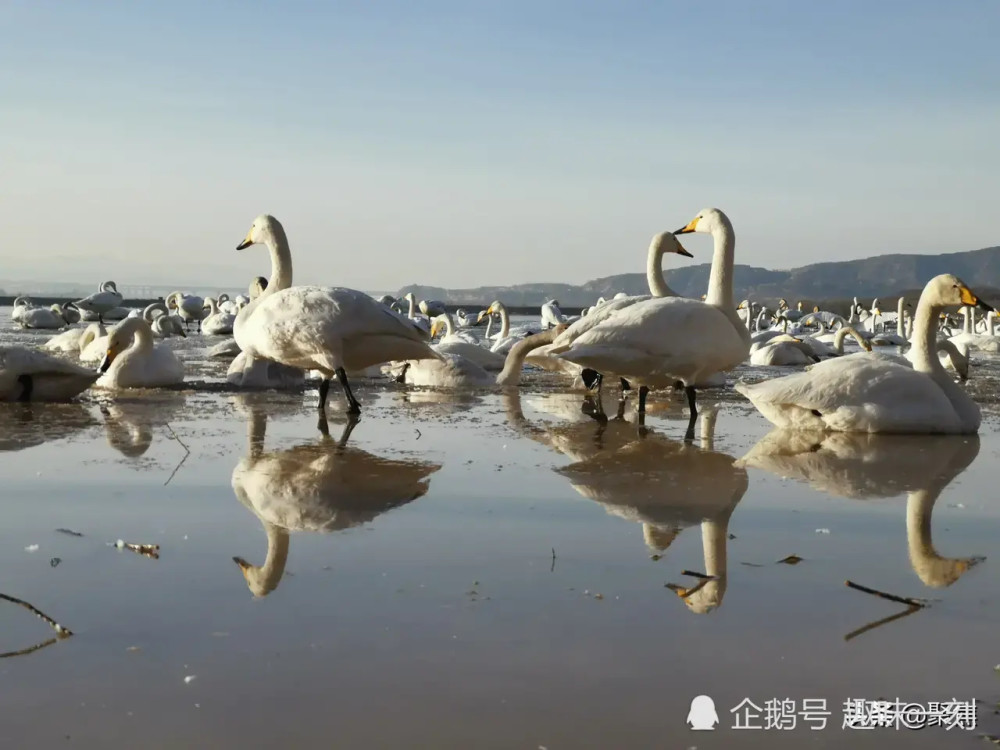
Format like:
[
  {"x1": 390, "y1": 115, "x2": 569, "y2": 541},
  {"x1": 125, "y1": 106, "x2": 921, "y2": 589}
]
[{"x1": 398, "y1": 245, "x2": 1000, "y2": 308}]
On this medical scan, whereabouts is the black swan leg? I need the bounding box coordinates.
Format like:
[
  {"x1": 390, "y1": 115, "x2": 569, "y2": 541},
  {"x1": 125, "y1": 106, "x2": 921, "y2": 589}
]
[
  {"x1": 336, "y1": 367, "x2": 362, "y2": 415},
  {"x1": 684, "y1": 386, "x2": 698, "y2": 442}
]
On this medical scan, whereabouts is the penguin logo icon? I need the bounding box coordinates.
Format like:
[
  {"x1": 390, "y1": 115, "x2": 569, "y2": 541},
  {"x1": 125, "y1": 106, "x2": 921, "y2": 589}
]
[{"x1": 687, "y1": 695, "x2": 719, "y2": 730}]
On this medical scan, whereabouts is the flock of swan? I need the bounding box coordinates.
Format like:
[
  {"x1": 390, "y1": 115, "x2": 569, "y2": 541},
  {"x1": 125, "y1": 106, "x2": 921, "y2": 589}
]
[{"x1": 1, "y1": 207, "x2": 996, "y2": 437}]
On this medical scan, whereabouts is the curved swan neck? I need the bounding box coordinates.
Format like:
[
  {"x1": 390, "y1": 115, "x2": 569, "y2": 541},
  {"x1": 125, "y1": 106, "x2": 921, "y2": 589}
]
[
  {"x1": 442, "y1": 313, "x2": 457, "y2": 337},
  {"x1": 497, "y1": 303, "x2": 510, "y2": 339},
  {"x1": 205, "y1": 297, "x2": 220, "y2": 315},
  {"x1": 646, "y1": 239, "x2": 675, "y2": 298},
  {"x1": 244, "y1": 522, "x2": 290, "y2": 597},
  {"x1": 496, "y1": 328, "x2": 562, "y2": 386},
  {"x1": 237, "y1": 223, "x2": 292, "y2": 333},
  {"x1": 119, "y1": 318, "x2": 155, "y2": 354},
  {"x1": 143, "y1": 302, "x2": 168, "y2": 321}
]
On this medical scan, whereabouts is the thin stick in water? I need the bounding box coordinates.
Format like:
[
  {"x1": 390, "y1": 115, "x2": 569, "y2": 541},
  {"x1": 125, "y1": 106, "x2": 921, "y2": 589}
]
[{"x1": 844, "y1": 580, "x2": 928, "y2": 608}]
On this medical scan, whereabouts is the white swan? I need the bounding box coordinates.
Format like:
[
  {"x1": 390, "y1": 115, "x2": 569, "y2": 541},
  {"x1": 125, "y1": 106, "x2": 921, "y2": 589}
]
[
  {"x1": 96, "y1": 317, "x2": 185, "y2": 389},
  {"x1": 748, "y1": 335, "x2": 819, "y2": 366},
  {"x1": 231, "y1": 399, "x2": 440, "y2": 597},
  {"x1": 227, "y1": 349, "x2": 306, "y2": 389},
  {"x1": 418, "y1": 298, "x2": 447, "y2": 318},
  {"x1": 735, "y1": 274, "x2": 990, "y2": 434},
  {"x1": 390, "y1": 328, "x2": 564, "y2": 388},
  {"x1": 73, "y1": 281, "x2": 123, "y2": 323},
  {"x1": 552, "y1": 208, "x2": 750, "y2": 435},
  {"x1": 540, "y1": 299, "x2": 567, "y2": 329},
  {"x1": 400, "y1": 292, "x2": 432, "y2": 333},
  {"x1": 11, "y1": 297, "x2": 33, "y2": 324},
  {"x1": 477, "y1": 301, "x2": 523, "y2": 355},
  {"x1": 234, "y1": 214, "x2": 438, "y2": 415},
  {"x1": 531, "y1": 232, "x2": 694, "y2": 389},
  {"x1": 19, "y1": 304, "x2": 69, "y2": 330},
  {"x1": 0, "y1": 347, "x2": 99, "y2": 401},
  {"x1": 429, "y1": 315, "x2": 505, "y2": 371},
  {"x1": 138, "y1": 302, "x2": 187, "y2": 339},
  {"x1": 166, "y1": 292, "x2": 207, "y2": 330},
  {"x1": 949, "y1": 306, "x2": 1000, "y2": 352},
  {"x1": 870, "y1": 297, "x2": 910, "y2": 347},
  {"x1": 201, "y1": 296, "x2": 236, "y2": 336},
  {"x1": 43, "y1": 321, "x2": 106, "y2": 354}
]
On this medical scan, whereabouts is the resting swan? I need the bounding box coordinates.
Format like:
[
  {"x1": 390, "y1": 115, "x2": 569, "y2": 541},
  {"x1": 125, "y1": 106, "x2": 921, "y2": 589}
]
[
  {"x1": 234, "y1": 214, "x2": 438, "y2": 415},
  {"x1": 43, "y1": 322, "x2": 106, "y2": 354},
  {"x1": 735, "y1": 274, "x2": 992, "y2": 434},
  {"x1": 552, "y1": 208, "x2": 750, "y2": 437},
  {"x1": 0, "y1": 347, "x2": 99, "y2": 401},
  {"x1": 201, "y1": 296, "x2": 236, "y2": 335},
  {"x1": 19, "y1": 304, "x2": 71, "y2": 330},
  {"x1": 429, "y1": 315, "x2": 505, "y2": 371},
  {"x1": 140, "y1": 302, "x2": 187, "y2": 339},
  {"x1": 96, "y1": 317, "x2": 185, "y2": 389}
]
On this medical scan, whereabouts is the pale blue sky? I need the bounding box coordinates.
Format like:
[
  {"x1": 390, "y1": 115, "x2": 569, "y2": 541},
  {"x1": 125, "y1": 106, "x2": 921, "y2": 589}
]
[{"x1": 2, "y1": 1, "x2": 998, "y2": 291}]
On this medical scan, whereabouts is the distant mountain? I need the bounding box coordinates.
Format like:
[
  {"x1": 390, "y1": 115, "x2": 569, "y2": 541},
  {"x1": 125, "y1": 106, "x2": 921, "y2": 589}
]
[{"x1": 398, "y1": 245, "x2": 1000, "y2": 308}]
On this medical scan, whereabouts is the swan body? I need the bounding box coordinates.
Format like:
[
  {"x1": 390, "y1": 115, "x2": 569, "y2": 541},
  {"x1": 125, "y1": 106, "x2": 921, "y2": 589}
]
[
  {"x1": 210, "y1": 338, "x2": 242, "y2": 358},
  {"x1": 748, "y1": 336, "x2": 818, "y2": 366},
  {"x1": 430, "y1": 315, "x2": 505, "y2": 371},
  {"x1": 387, "y1": 352, "x2": 493, "y2": 387},
  {"x1": 73, "y1": 281, "x2": 123, "y2": 322},
  {"x1": 540, "y1": 299, "x2": 567, "y2": 329},
  {"x1": 0, "y1": 346, "x2": 99, "y2": 401},
  {"x1": 11, "y1": 297, "x2": 33, "y2": 324},
  {"x1": 167, "y1": 292, "x2": 208, "y2": 329},
  {"x1": 140, "y1": 302, "x2": 187, "y2": 339},
  {"x1": 202, "y1": 296, "x2": 237, "y2": 335},
  {"x1": 96, "y1": 317, "x2": 185, "y2": 389},
  {"x1": 418, "y1": 299, "x2": 447, "y2": 318},
  {"x1": 736, "y1": 274, "x2": 989, "y2": 434},
  {"x1": 235, "y1": 215, "x2": 438, "y2": 414},
  {"x1": 227, "y1": 351, "x2": 306, "y2": 389},
  {"x1": 43, "y1": 322, "x2": 106, "y2": 354},
  {"x1": 553, "y1": 209, "x2": 749, "y2": 426},
  {"x1": 19, "y1": 305, "x2": 69, "y2": 330}
]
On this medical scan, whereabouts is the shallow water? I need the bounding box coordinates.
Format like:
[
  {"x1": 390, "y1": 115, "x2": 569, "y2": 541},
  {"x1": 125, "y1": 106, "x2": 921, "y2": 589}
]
[{"x1": 3, "y1": 309, "x2": 1000, "y2": 748}]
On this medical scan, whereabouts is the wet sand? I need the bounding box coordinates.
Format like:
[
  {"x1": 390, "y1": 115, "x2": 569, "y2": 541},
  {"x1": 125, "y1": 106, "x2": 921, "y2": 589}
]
[{"x1": 2, "y1": 312, "x2": 1000, "y2": 748}]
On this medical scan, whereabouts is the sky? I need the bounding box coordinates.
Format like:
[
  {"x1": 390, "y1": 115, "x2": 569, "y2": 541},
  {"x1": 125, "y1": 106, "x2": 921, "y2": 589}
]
[{"x1": 2, "y1": 0, "x2": 998, "y2": 292}]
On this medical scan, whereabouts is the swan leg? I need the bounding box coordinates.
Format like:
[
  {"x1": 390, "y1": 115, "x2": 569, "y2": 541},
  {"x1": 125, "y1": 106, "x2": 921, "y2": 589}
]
[
  {"x1": 318, "y1": 378, "x2": 330, "y2": 411},
  {"x1": 684, "y1": 386, "x2": 698, "y2": 442},
  {"x1": 581, "y1": 394, "x2": 608, "y2": 424},
  {"x1": 637, "y1": 385, "x2": 649, "y2": 426},
  {"x1": 336, "y1": 367, "x2": 362, "y2": 415},
  {"x1": 338, "y1": 415, "x2": 360, "y2": 448},
  {"x1": 580, "y1": 368, "x2": 602, "y2": 391},
  {"x1": 394, "y1": 363, "x2": 411, "y2": 384},
  {"x1": 16, "y1": 374, "x2": 33, "y2": 402}
]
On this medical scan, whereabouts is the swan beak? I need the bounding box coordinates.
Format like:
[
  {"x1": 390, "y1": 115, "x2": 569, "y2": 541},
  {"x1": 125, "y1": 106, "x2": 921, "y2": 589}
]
[
  {"x1": 674, "y1": 217, "x2": 699, "y2": 234},
  {"x1": 99, "y1": 349, "x2": 116, "y2": 373},
  {"x1": 236, "y1": 228, "x2": 254, "y2": 250},
  {"x1": 675, "y1": 241, "x2": 693, "y2": 258},
  {"x1": 959, "y1": 285, "x2": 995, "y2": 312}
]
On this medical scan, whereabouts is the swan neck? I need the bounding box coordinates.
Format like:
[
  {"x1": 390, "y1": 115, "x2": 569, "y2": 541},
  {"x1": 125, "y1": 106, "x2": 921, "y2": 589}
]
[
  {"x1": 910, "y1": 289, "x2": 948, "y2": 375},
  {"x1": 496, "y1": 328, "x2": 560, "y2": 386},
  {"x1": 497, "y1": 304, "x2": 510, "y2": 339},
  {"x1": 443, "y1": 313, "x2": 456, "y2": 337},
  {"x1": 407, "y1": 296, "x2": 416, "y2": 318},
  {"x1": 704, "y1": 218, "x2": 736, "y2": 310},
  {"x1": 646, "y1": 240, "x2": 674, "y2": 298},
  {"x1": 236, "y1": 224, "x2": 292, "y2": 335}
]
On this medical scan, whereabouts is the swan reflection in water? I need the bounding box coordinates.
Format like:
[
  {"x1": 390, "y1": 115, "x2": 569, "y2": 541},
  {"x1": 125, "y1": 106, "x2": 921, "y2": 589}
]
[
  {"x1": 0, "y1": 401, "x2": 96, "y2": 453},
  {"x1": 231, "y1": 396, "x2": 441, "y2": 597},
  {"x1": 738, "y1": 430, "x2": 983, "y2": 590},
  {"x1": 98, "y1": 392, "x2": 189, "y2": 458},
  {"x1": 505, "y1": 390, "x2": 747, "y2": 613}
]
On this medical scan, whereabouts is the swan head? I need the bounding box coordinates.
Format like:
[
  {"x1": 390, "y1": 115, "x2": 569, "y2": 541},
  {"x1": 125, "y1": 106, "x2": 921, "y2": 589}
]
[
  {"x1": 249, "y1": 276, "x2": 268, "y2": 299},
  {"x1": 429, "y1": 318, "x2": 445, "y2": 338},
  {"x1": 927, "y1": 274, "x2": 995, "y2": 312},
  {"x1": 99, "y1": 320, "x2": 139, "y2": 372},
  {"x1": 675, "y1": 207, "x2": 729, "y2": 236},
  {"x1": 477, "y1": 300, "x2": 504, "y2": 324},
  {"x1": 237, "y1": 214, "x2": 283, "y2": 251},
  {"x1": 651, "y1": 231, "x2": 692, "y2": 258}
]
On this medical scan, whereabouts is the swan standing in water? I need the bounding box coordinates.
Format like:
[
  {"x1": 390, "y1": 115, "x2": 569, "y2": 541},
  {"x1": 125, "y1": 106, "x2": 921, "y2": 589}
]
[
  {"x1": 73, "y1": 281, "x2": 123, "y2": 324},
  {"x1": 234, "y1": 214, "x2": 438, "y2": 416},
  {"x1": 736, "y1": 275, "x2": 992, "y2": 434},
  {"x1": 96, "y1": 317, "x2": 185, "y2": 389},
  {"x1": 230, "y1": 397, "x2": 440, "y2": 597},
  {"x1": 533, "y1": 232, "x2": 694, "y2": 391},
  {"x1": 166, "y1": 292, "x2": 208, "y2": 331},
  {"x1": 552, "y1": 208, "x2": 750, "y2": 438},
  {"x1": 0, "y1": 347, "x2": 99, "y2": 401}
]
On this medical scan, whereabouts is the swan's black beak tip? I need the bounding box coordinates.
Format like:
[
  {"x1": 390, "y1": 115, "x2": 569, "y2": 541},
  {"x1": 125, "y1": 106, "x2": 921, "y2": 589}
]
[
  {"x1": 236, "y1": 240, "x2": 252, "y2": 251},
  {"x1": 98, "y1": 355, "x2": 112, "y2": 373},
  {"x1": 677, "y1": 247, "x2": 694, "y2": 258}
]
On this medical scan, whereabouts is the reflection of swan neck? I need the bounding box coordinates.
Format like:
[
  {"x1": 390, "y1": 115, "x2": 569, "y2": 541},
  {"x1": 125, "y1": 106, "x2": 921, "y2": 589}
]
[
  {"x1": 906, "y1": 488, "x2": 973, "y2": 588},
  {"x1": 239, "y1": 522, "x2": 290, "y2": 598},
  {"x1": 699, "y1": 409, "x2": 718, "y2": 450},
  {"x1": 683, "y1": 517, "x2": 730, "y2": 615}
]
